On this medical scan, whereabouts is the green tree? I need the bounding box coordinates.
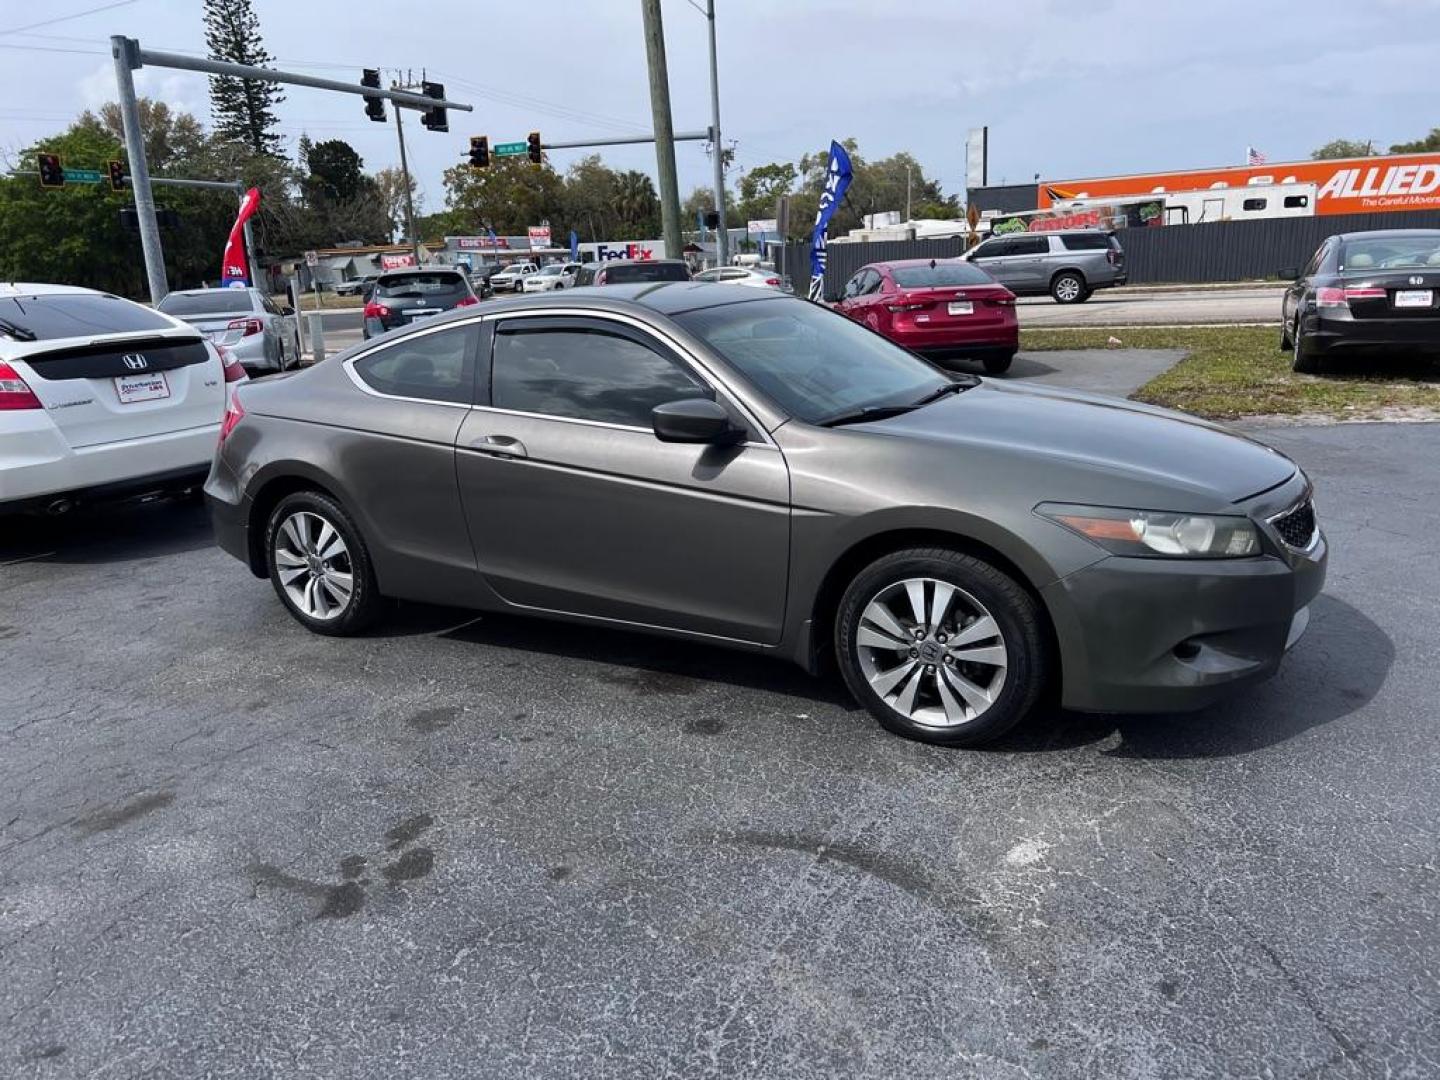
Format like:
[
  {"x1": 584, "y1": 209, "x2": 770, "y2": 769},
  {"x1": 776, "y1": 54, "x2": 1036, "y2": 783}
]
[
  {"x1": 75, "y1": 99, "x2": 207, "y2": 171},
  {"x1": 681, "y1": 185, "x2": 715, "y2": 226},
  {"x1": 203, "y1": 0, "x2": 286, "y2": 156},
  {"x1": 1312, "y1": 139, "x2": 1375, "y2": 160},
  {"x1": 1390, "y1": 129, "x2": 1440, "y2": 154},
  {"x1": 735, "y1": 161, "x2": 796, "y2": 226},
  {"x1": 373, "y1": 166, "x2": 416, "y2": 242},
  {"x1": 561, "y1": 155, "x2": 621, "y2": 241},
  {"x1": 613, "y1": 170, "x2": 660, "y2": 237},
  {"x1": 440, "y1": 155, "x2": 565, "y2": 236},
  {"x1": 302, "y1": 138, "x2": 367, "y2": 204}
]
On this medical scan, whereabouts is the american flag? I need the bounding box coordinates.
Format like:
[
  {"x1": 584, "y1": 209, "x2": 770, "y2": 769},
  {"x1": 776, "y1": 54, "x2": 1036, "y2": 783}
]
[{"x1": 1247, "y1": 146, "x2": 1267, "y2": 166}]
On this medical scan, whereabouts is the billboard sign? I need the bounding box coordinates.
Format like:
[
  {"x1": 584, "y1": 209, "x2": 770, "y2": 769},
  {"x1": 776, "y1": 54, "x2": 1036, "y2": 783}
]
[
  {"x1": 452, "y1": 235, "x2": 510, "y2": 250},
  {"x1": 747, "y1": 218, "x2": 777, "y2": 234},
  {"x1": 380, "y1": 253, "x2": 417, "y2": 270},
  {"x1": 527, "y1": 225, "x2": 552, "y2": 249},
  {"x1": 1038, "y1": 153, "x2": 1440, "y2": 216}
]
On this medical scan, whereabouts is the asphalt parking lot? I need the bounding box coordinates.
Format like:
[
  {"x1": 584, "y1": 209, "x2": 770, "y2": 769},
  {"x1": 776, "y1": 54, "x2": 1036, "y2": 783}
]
[{"x1": 3, "y1": 410, "x2": 1438, "y2": 1078}]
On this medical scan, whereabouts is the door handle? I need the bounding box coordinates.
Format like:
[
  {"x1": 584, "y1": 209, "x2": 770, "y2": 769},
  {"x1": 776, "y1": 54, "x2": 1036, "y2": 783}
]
[{"x1": 469, "y1": 434, "x2": 528, "y2": 459}]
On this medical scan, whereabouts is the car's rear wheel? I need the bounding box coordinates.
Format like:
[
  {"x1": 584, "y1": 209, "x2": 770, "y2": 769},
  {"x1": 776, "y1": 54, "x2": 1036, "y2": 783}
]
[
  {"x1": 1051, "y1": 272, "x2": 1086, "y2": 304},
  {"x1": 835, "y1": 548, "x2": 1049, "y2": 747},
  {"x1": 983, "y1": 351, "x2": 1015, "y2": 375},
  {"x1": 1291, "y1": 317, "x2": 1320, "y2": 374},
  {"x1": 266, "y1": 491, "x2": 382, "y2": 635}
]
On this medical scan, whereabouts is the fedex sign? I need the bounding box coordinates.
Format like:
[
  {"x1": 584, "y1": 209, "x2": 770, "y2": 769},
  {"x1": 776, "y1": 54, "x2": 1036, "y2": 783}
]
[{"x1": 594, "y1": 242, "x2": 657, "y2": 261}]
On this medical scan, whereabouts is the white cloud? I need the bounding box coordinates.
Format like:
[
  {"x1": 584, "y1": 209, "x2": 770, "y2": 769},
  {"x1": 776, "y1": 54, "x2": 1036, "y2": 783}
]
[{"x1": 76, "y1": 61, "x2": 209, "y2": 120}]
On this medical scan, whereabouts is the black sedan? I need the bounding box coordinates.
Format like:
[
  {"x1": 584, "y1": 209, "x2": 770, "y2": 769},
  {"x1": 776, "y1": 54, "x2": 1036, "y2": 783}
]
[{"x1": 1281, "y1": 229, "x2": 1440, "y2": 373}]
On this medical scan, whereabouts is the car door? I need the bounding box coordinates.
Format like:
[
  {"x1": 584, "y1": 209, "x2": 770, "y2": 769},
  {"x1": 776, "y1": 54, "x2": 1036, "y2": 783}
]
[
  {"x1": 259, "y1": 291, "x2": 297, "y2": 362},
  {"x1": 1286, "y1": 240, "x2": 1327, "y2": 328},
  {"x1": 851, "y1": 269, "x2": 886, "y2": 331},
  {"x1": 1005, "y1": 235, "x2": 1050, "y2": 290},
  {"x1": 454, "y1": 312, "x2": 791, "y2": 644},
  {"x1": 968, "y1": 238, "x2": 1014, "y2": 287}
]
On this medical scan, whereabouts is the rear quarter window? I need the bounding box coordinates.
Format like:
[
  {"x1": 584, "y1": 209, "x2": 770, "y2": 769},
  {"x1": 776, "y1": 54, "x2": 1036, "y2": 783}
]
[{"x1": 1059, "y1": 233, "x2": 1115, "y2": 251}]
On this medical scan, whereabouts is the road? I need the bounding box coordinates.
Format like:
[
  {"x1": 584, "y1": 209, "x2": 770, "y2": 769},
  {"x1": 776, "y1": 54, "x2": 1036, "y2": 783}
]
[
  {"x1": 3, "y1": 364, "x2": 1436, "y2": 1076},
  {"x1": 1020, "y1": 284, "x2": 1285, "y2": 328}
]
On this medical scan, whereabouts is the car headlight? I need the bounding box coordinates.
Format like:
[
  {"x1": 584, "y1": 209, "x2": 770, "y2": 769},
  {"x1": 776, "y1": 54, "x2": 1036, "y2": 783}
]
[{"x1": 1037, "y1": 503, "x2": 1260, "y2": 558}]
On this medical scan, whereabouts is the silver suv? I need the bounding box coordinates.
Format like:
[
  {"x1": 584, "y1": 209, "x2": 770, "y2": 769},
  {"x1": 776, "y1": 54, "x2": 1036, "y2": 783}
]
[{"x1": 965, "y1": 230, "x2": 1127, "y2": 304}]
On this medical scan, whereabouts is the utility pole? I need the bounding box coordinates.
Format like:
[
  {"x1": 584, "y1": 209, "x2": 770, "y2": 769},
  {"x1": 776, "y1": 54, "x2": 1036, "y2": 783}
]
[
  {"x1": 640, "y1": 0, "x2": 682, "y2": 259},
  {"x1": 392, "y1": 82, "x2": 421, "y2": 262},
  {"x1": 111, "y1": 36, "x2": 168, "y2": 302},
  {"x1": 704, "y1": 0, "x2": 729, "y2": 265},
  {"x1": 906, "y1": 164, "x2": 913, "y2": 222}
]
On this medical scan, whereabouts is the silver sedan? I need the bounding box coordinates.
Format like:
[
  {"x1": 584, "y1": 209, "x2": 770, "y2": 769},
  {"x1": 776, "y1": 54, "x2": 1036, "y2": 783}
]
[{"x1": 156, "y1": 287, "x2": 300, "y2": 374}]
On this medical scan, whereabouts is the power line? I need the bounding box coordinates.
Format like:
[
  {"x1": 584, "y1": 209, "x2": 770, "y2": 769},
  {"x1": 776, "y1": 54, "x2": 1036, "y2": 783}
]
[
  {"x1": 0, "y1": 42, "x2": 105, "y2": 55},
  {"x1": 0, "y1": 0, "x2": 137, "y2": 36}
]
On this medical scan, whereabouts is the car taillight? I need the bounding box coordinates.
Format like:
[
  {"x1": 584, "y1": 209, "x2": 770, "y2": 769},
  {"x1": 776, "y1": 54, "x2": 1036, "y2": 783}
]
[
  {"x1": 219, "y1": 392, "x2": 244, "y2": 444},
  {"x1": 1343, "y1": 286, "x2": 1387, "y2": 301},
  {"x1": 886, "y1": 302, "x2": 928, "y2": 312},
  {"x1": 765, "y1": 277, "x2": 780, "y2": 286},
  {"x1": 1107, "y1": 249, "x2": 1121, "y2": 265},
  {"x1": 217, "y1": 344, "x2": 247, "y2": 384},
  {"x1": 227, "y1": 317, "x2": 264, "y2": 337},
  {"x1": 455, "y1": 296, "x2": 480, "y2": 307},
  {"x1": 0, "y1": 359, "x2": 42, "y2": 410},
  {"x1": 1316, "y1": 287, "x2": 1351, "y2": 308},
  {"x1": 993, "y1": 293, "x2": 1017, "y2": 306},
  {"x1": 364, "y1": 301, "x2": 391, "y2": 318}
]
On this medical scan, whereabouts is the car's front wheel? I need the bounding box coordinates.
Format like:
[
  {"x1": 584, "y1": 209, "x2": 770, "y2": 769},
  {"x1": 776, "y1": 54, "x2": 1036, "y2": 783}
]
[
  {"x1": 835, "y1": 548, "x2": 1050, "y2": 747},
  {"x1": 266, "y1": 491, "x2": 382, "y2": 635}
]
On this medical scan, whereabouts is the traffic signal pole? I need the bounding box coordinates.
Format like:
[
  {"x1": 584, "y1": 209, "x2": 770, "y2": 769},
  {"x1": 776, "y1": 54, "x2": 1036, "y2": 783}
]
[
  {"x1": 108, "y1": 36, "x2": 471, "y2": 304},
  {"x1": 640, "y1": 0, "x2": 683, "y2": 260},
  {"x1": 111, "y1": 36, "x2": 168, "y2": 302}
]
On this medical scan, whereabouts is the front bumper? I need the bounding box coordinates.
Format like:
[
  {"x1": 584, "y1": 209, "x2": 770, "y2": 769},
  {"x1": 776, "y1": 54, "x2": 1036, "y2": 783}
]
[{"x1": 1040, "y1": 475, "x2": 1328, "y2": 713}]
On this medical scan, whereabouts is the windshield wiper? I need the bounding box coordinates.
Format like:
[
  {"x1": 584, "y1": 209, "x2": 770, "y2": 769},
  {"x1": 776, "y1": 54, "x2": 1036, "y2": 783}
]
[
  {"x1": 818, "y1": 379, "x2": 976, "y2": 428},
  {"x1": 0, "y1": 316, "x2": 37, "y2": 342}
]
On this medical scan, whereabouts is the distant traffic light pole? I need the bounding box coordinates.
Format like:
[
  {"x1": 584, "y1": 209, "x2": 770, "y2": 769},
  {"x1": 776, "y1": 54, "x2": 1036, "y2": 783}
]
[
  {"x1": 109, "y1": 37, "x2": 471, "y2": 303},
  {"x1": 640, "y1": 0, "x2": 683, "y2": 260}
]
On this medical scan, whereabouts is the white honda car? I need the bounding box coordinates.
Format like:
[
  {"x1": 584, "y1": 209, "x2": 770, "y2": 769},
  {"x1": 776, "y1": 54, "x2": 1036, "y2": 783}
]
[{"x1": 0, "y1": 283, "x2": 245, "y2": 514}]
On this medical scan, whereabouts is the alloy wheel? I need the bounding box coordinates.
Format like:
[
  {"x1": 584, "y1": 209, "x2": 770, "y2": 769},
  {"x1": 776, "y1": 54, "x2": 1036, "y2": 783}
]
[
  {"x1": 854, "y1": 577, "x2": 1009, "y2": 728},
  {"x1": 1054, "y1": 275, "x2": 1082, "y2": 302},
  {"x1": 273, "y1": 510, "x2": 355, "y2": 621}
]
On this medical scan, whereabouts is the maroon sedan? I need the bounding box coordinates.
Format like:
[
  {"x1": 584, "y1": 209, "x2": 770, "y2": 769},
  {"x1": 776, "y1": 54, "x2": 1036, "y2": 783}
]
[{"x1": 833, "y1": 259, "x2": 1019, "y2": 374}]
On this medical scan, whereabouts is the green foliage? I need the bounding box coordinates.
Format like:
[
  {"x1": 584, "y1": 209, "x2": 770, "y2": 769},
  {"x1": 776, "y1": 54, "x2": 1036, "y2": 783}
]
[
  {"x1": 202, "y1": 0, "x2": 285, "y2": 156},
  {"x1": 1311, "y1": 139, "x2": 1375, "y2": 160},
  {"x1": 1390, "y1": 128, "x2": 1440, "y2": 154},
  {"x1": 302, "y1": 138, "x2": 367, "y2": 204}
]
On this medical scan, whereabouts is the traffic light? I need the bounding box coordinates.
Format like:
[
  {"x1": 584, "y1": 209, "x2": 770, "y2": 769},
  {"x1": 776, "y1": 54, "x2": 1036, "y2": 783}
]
[
  {"x1": 419, "y1": 81, "x2": 447, "y2": 132},
  {"x1": 467, "y1": 136, "x2": 489, "y2": 170},
  {"x1": 37, "y1": 153, "x2": 64, "y2": 188},
  {"x1": 527, "y1": 131, "x2": 542, "y2": 165},
  {"x1": 703, "y1": 210, "x2": 720, "y2": 230},
  {"x1": 361, "y1": 68, "x2": 386, "y2": 123},
  {"x1": 107, "y1": 159, "x2": 126, "y2": 193}
]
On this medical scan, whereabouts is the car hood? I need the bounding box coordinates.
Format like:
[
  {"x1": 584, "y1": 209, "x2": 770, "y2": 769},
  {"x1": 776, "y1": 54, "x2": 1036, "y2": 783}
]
[{"x1": 867, "y1": 380, "x2": 1295, "y2": 503}]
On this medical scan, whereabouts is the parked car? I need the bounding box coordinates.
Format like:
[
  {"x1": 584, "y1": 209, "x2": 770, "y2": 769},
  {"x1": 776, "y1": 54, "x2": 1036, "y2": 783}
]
[
  {"x1": 334, "y1": 275, "x2": 378, "y2": 297},
  {"x1": 362, "y1": 268, "x2": 480, "y2": 339},
  {"x1": 573, "y1": 259, "x2": 691, "y2": 286},
  {"x1": 833, "y1": 259, "x2": 1018, "y2": 374},
  {"x1": 693, "y1": 265, "x2": 791, "y2": 292},
  {"x1": 207, "y1": 283, "x2": 1325, "y2": 748},
  {"x1": 468, "y1": 266, "x2": 497, "y2": 299},
  {"x1": 2, "y1": 282, "x2": 245, "y2": 514},
  {"x1": 1281, "y1": 229, "x2": 1440, "y2": 373},
  {"x1": 490, "y1": 263, "x2": 540, "y2": 293},
  {"x1": 522, "y1": 263, "x2": 582, "y2": 293},
  {"x1": 965, "y1": 230, "x2": 1127, "y2": 303},
  {"x1": 157, "y1": 287, "x2": 300, "y2": 374}
]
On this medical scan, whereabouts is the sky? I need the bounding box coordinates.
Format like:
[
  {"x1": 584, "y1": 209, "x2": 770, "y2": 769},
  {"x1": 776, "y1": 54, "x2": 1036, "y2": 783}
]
[{"x1": 3, "y1": 0, "x2": 1440, "y2": 220}]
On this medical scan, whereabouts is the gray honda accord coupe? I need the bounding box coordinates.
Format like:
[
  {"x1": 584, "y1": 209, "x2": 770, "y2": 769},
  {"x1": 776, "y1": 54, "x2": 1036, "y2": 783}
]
[{"x1": 206, "y1": 283, "x2": 1326, "y2": 746}]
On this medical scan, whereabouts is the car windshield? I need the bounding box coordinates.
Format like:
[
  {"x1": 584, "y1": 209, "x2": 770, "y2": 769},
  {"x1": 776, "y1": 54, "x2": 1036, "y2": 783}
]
[
  {"x1": 375, "y1": 274, "x2": 467, "y2": 298},
  {"x1": 1340, "y1": 236, "x2": 1440, "y2": 271},
  {"x1": 158, "y1": 290, "x2": 254, "y2": 316},
  {"x1": 604, "y1": 262, "x2": 690, "y2": 283},
  {"x1": 673, "y1": 297, "x2": 949, "y2": 424},
  {"x1": 891, "y1": 263, "x2": 993, "y2": 288},
  {"x1": 1, "y1": 292, "x2": 176, "y2": 340}
]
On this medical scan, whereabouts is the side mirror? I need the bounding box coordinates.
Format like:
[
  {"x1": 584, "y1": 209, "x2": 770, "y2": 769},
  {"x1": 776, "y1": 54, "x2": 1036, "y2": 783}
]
[
  {"x1": 652, "y1": 398, "x2": 741, "y2": 444},
  {"x1": 280, "y1": 305, "x2": 295, "y2": 316},
  {"x1": 1278, "y1": 267, "x2": 1300, "y2": 280}
]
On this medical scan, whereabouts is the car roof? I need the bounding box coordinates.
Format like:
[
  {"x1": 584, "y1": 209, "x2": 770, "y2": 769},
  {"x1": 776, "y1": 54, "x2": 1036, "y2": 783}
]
[
  {"x1": 0, "y1": 282, "x2": 106, "y2": 298},
  {"x1": 1336, "y1": 229, "x2": 1440, "y2": 240}
]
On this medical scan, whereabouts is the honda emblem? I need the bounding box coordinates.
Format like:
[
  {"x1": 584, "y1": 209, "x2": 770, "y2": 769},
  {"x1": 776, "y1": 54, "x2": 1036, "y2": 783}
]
[{"x1": 122, "y1": 354, "x2": 148, "y2": 371}]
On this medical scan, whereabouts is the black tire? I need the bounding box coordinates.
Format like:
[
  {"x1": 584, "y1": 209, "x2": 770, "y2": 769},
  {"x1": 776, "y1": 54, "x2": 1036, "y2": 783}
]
[
  {"x1": 265, "y1": 490, "x2": 382, "y2": 636},
  {"x1": 1051, "y1": 272, "x2": 1086, "y2": 304},
  {"x1": 1291, "y1": 318, "x2": 1320, "y2": 374},
  {"x1": 983, "y1": 351, "x2": 1015, "y2": 375},
  {"x1": 834, "y1": 547, "x2": 1050, "y2": 747}
]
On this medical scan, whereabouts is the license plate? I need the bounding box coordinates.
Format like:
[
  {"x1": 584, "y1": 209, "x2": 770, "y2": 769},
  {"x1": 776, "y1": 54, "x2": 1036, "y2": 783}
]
[
  {"x1": 405, "y1": 308, "x2": 442, "y2": 322},
  {"x1": 1394, "y1": 289, "x2": 1433, "y2": 309},
  {"x1": 114, "y1": 371, "x2": 170, "y2": 404},
  {"x1": 947, "y1": 301, "x2": 973, "y2": 316}
]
